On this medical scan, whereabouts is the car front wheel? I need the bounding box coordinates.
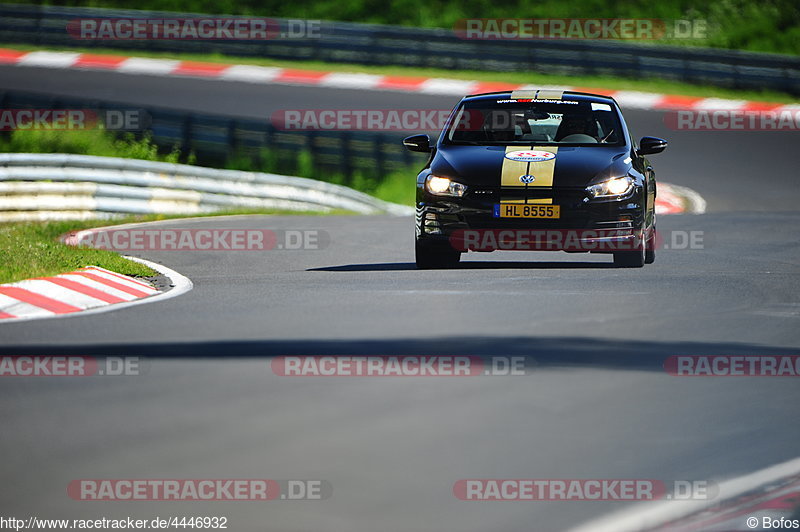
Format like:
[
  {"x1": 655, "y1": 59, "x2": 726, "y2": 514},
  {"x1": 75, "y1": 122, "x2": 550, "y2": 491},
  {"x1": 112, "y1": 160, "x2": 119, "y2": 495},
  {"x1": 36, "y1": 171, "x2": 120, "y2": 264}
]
[
  {"x1": 644, "y1": 226, "x2": 656, "y2": 264},
  {"x1": 613, "y1": 233, "x2": 646, "y2": 268},
  {"x1": 415, "y1": 241, "x2": 461, "y2": 269}
]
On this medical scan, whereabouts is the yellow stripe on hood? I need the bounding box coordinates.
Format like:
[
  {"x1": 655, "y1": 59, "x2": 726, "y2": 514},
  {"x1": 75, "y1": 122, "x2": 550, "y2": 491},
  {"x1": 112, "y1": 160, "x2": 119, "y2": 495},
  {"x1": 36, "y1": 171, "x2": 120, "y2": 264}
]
[
  {"x1": 500, "y1": 146, "x2": 559, "y2": 204},
  {"x1": 501, "y1": 146, "x2": 559, "y2": 188},
  {"x1": 501, "y1": 145, "x2": 532, "y2": 188}
]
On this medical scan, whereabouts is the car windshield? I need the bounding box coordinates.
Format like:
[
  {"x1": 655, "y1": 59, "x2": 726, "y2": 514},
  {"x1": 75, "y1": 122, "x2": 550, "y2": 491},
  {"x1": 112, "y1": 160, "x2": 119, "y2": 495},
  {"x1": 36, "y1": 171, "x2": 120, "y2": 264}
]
[{"x1": 445, "y1": 98, "x2": 624, "y2": 146}]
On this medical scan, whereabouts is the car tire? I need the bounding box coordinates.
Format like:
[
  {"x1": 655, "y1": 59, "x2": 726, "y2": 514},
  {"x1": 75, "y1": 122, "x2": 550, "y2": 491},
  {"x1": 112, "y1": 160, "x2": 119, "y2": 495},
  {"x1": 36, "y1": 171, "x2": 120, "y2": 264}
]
[
  {"x1": 416, "y1": 241, "x2": 461, "y2": 269},
  {"x1": 613, "y1": 234, "x2": 645, "y2": 268},
  {"x1": 644, "y1": 227, "x2": 656, "y2": 264}
]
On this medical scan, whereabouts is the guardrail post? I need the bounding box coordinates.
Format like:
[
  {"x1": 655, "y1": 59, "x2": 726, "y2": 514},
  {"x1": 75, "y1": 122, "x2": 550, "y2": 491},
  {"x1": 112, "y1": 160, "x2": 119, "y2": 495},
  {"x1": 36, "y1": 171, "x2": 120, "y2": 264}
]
[
  {"x1": 33, "y1": 5, "x2": 44, "y2": 46},
  {"x1": 181, "y1": 114, "x2": 193, "y2": 155},
  {"x1": 341, "y1": 132, "x2": 352, "y2": 180},
  {"x1": 375, "y1": 135, "x2": 386, "y2": 178},
  {"x1": 227, "y1": 119, "x2": 237, "y2": 153}
]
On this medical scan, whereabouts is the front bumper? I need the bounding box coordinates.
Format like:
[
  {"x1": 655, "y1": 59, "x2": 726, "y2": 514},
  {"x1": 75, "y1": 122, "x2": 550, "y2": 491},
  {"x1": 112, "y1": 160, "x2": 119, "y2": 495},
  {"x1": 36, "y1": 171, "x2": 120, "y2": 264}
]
[{"x1": 416, "y1": 187, "x2": 646, "y2": 253}]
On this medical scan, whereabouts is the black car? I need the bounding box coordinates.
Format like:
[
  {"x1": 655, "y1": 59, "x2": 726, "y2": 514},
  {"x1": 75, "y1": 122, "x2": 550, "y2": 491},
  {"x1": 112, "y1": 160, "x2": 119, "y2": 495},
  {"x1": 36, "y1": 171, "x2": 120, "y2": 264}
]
[{"x1": 404, "y1": 89, "x2": 667, "y2": 269}]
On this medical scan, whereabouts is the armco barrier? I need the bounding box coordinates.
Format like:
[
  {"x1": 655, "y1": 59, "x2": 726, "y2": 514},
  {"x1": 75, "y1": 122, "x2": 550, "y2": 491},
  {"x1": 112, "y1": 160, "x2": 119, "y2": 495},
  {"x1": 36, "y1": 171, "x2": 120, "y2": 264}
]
[
  {"x1": 0, "y1": 3, "x2": 798, "y2": 95},
  {"x1": 0, "y1": 153, "x2": 413, "y2": 221}
]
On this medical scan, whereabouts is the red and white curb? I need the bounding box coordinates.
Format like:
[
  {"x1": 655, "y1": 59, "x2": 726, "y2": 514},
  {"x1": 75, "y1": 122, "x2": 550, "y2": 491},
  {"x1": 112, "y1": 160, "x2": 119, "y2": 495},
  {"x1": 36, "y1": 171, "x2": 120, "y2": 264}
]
[
  {"x1": 0, "y1": 48, "x2": 796, "y2": 112},
  {"x1": 0, "y1": 258, "x2": 192, "y2": 323},
  {"x1": 656, "y1": 183, "x2": 706, "y2": 215}
]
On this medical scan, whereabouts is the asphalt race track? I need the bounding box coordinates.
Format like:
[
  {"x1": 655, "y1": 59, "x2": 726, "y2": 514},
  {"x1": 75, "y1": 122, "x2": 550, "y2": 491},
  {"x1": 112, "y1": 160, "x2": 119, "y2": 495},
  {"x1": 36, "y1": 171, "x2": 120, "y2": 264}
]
[{"x1": 1, "y1": 65, "x2": 799, "y2": 532}]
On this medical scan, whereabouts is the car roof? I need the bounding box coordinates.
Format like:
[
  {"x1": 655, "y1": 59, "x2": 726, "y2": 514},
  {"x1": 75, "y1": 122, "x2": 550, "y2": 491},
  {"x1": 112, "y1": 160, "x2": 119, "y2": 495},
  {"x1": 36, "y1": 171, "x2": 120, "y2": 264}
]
[{"x1": 462, "y1": 90, "x2": 618, "y2": 106}]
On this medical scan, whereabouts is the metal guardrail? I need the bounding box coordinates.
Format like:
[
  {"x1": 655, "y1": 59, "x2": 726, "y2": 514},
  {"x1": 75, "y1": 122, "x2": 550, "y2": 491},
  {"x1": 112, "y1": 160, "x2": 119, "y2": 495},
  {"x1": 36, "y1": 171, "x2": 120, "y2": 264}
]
[
  {"x1": 1, "y1": 3, "x2": 799, "y2": 95},
  {"x1": 0, "y1": 153, "x2": 413, "y2": 221},
  {"x1": 0, "y1": 90, "x2": 427, "y2": 182}
]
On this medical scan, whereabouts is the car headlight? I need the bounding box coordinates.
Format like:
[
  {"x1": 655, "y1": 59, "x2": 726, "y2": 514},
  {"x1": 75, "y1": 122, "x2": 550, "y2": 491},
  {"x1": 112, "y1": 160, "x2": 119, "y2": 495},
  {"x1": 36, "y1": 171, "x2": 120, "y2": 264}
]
[
  {"x1": 425, "y1": 175, "x2": 467, "y2": 197},
  {"x1": 585, "y1": 176, "x2": 634, "y2": 199}
]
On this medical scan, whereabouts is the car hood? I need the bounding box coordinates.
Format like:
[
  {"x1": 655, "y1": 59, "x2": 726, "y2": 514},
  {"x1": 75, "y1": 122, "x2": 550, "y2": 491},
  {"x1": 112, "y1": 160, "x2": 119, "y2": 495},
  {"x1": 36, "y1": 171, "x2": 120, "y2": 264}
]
[{"x1": 430, "y1": 144, "x2": 632, "y2": 188}]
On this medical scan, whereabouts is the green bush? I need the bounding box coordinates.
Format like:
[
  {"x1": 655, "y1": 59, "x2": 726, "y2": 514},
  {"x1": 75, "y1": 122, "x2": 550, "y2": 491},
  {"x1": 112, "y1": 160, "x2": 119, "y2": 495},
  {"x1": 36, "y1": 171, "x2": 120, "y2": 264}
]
[{"x1": 0, "y1": 128, "x2": 183, "y2": 162}]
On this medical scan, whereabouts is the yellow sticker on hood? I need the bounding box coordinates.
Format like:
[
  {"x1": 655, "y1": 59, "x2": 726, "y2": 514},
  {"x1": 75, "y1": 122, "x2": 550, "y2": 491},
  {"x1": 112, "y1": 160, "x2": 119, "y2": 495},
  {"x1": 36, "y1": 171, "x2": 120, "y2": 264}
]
[{"x1": 501, "y1": 146, "x2": 559, "y2": 188}]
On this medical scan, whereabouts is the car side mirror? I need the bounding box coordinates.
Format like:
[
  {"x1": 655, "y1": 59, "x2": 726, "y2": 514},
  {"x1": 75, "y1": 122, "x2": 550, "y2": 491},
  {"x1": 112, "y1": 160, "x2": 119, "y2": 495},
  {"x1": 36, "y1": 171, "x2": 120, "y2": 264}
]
[
  {"x1": 403, "y1": 134, "x2": 432, "y2": 153},
  {"x1": 638, "y1": 136, "x2": 668, "y2": 155}
]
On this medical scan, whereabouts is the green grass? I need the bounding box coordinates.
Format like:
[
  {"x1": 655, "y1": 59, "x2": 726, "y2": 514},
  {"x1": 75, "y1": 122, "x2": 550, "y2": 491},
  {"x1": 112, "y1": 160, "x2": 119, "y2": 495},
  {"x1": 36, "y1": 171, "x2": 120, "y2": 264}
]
[
  {"x1": 8, "y1": 0, "x2": 800, "y2": 55},
  {"x1": 0, "y1": 207, "x2": 347, "y2": 284},
  {"x1": 2, "y1": 43, "x2": 798, "y2": 103},
  {"x1": 0, "y1": 218, "x2": 158, "y2": 284}
]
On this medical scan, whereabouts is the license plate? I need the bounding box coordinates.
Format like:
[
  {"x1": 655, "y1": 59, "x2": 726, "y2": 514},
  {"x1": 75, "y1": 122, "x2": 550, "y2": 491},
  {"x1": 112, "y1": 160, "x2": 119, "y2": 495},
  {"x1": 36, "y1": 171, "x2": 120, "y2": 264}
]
[{"x1": 494, "y1": 204, "x2": 561, "y2": 219}]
